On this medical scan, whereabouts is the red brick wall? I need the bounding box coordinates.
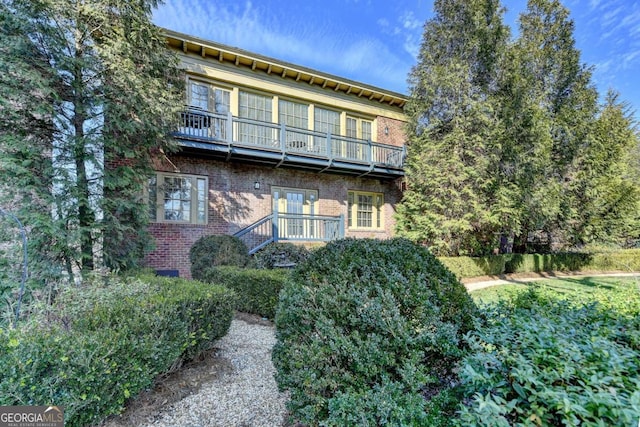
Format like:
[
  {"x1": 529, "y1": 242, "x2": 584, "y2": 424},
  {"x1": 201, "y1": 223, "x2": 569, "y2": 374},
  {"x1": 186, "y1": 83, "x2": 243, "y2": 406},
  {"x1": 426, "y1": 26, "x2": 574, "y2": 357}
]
[
  {"x1": 145, "y1": 154, "x2": 404, "y2": 278},
  {"x1": 376, "y1": 116, "x2": 406, "y2": 148}
]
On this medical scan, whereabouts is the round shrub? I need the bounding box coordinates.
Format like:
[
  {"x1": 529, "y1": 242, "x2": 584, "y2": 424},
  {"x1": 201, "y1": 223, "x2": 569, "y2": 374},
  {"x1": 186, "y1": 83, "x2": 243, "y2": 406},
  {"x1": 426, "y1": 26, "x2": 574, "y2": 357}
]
[
  {"x1": 253, "y1": 242, "x2": 310, "y2": 269},
  {"x1": 190, "y1": 234, "x2": 250, "y2": 280},
  {"x1": 272, "y1": 238, "x2": 478, "y2": 426}
]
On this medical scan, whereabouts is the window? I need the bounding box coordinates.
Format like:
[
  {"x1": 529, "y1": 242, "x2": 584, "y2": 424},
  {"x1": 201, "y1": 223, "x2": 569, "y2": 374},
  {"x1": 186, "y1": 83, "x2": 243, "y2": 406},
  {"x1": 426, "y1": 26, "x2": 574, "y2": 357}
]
[
  {"x1": 347, "y1": 191, "x2": 383, "y2": 229},
  {"x1": 239, "y1": 91, "x2": 274, "y2": 146},
  {"x1": 346, "y1": 116, "x2": 372, "y2": 140},
  {"x1": 149, "y1": 173, "x2": 208, "y2": 224},
  {"x1": 188, "y1": 81, "x2": 230, "y2": 113},
  {"x1": 279, "y1": 99, "x2": 310, "y2": 149}
]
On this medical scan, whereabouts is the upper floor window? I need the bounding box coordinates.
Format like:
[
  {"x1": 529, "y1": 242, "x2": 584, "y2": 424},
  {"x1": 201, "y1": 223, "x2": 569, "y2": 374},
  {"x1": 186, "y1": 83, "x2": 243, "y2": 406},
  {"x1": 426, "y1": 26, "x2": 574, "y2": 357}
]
[
  {"x1": 346, "y1": 116, "x2": 372, "y2": 140},
  {"x1": 239, "y1": 91, "x2": 274, "y2": 146},
  {"x1": 315, "y1": 107, "x2": 340, "y2": 135},
  {"x1": 188, "y1": 81, "x2": 230, "y2": 114},
  {"x1": 149, "y1": 172, "x2": 208, "y2": 225}
]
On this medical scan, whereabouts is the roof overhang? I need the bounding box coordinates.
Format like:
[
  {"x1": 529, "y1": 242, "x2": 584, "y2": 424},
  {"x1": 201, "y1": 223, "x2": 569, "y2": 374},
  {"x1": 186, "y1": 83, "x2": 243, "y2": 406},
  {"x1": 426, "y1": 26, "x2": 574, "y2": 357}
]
[{"x1": 163, "y1": 28, "x2": 408, "y2": 109}]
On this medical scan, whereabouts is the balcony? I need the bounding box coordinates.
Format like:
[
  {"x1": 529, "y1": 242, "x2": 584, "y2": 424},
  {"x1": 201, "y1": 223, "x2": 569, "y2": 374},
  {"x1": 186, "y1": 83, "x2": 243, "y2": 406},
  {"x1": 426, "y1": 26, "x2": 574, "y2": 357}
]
[{"x1": 175, "y1": 109, "x2": 405, "y2": 179}]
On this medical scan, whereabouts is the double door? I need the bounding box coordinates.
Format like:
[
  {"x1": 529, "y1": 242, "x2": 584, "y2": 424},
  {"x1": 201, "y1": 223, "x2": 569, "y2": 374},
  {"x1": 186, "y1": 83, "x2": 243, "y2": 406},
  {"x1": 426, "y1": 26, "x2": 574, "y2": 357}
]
[{"x1": 272, "y1": 187, "x2": 317, "y2": 239}]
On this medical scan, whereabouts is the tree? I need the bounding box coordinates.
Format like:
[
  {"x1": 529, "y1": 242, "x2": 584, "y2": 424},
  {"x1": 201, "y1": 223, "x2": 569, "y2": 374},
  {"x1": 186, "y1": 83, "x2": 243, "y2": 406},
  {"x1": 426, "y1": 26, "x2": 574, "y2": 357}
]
[
  {"x1": 570, "y1": 91, "x2": 640, "y2": 246},
  {"x1": 397, "y1": 0, "x2": 509, "y2": 255},
  {"x1": 502, "y1": 0, "x2": 599, "y2": 251},
  {"x1": 0, "y1": 0, "x2": 184, "y2": 282}
]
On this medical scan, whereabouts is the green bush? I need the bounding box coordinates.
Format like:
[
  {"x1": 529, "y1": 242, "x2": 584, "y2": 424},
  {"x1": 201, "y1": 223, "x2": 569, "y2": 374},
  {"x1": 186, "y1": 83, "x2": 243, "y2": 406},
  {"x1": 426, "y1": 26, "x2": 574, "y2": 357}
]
[
  {"x1": 253, "y1": 242, "x2": 310, "y2": 269},
  {"x1": 457, "y1": 287, "x2": 640, "y2": 426},
  {"x1": 190, "y1": 234, "x2": 251, "y2": 280},
  {"x1": 273, "y1": 238, "x2": 478, "y2": 426},
  {"x1": 0, "y1": 274, "x2": 235, "y2": 427},
  {"x1": 439, "y1": 255, "x2": 506, "y2": 277},
  {"x1": 198, "y1": 266, "x2": 289, "y2": 319},
  {"x1": 440, "y1": 249, "x2": 640, "y2": 278}
]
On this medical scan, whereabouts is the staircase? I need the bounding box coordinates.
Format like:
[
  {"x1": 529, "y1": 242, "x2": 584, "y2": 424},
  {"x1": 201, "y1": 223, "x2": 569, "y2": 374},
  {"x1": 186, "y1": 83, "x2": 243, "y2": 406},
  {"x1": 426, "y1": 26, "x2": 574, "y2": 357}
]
[{"x1": 233, "y1": 212, "x2": 344, "y2": 254}]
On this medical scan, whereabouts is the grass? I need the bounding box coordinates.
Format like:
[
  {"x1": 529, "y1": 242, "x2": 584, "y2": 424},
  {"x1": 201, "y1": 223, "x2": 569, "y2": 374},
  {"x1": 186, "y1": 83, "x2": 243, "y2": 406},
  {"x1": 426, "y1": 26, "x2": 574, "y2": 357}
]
[{"x1": 470, "y1": 275, "x2": 640, "y2": 306}]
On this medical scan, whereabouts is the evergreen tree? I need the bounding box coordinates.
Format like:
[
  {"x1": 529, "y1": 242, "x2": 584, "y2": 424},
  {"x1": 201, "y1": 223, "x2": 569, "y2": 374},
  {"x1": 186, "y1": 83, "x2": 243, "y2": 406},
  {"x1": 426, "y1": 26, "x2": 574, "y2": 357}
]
[
  {"x1": 488, "y1": 0, "x2": 599, "y2": 252},
  {"x1": 570, "y1": 91, "x2": 640, "y2": 246},
  {"x1": 397, "y1": 0, "x2": 509, "y2": 255},
  {"x1": 0, "y1": 0, "x2": 184, "y2": 281}
]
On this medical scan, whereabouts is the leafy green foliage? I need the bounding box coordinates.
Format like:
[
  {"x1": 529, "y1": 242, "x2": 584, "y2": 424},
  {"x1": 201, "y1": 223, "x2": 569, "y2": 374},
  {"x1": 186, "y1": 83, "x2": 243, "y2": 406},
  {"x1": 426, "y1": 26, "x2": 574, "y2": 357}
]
[
  {"x1": 253, "y1": 242, "x2": 310, "y2": 269},
  {"x1": 440, "y1": 249, "x2": 640, "y2": 278},
  {"x1": 198, "y1": 266, "x2": 289, "y2": 319},
  {"x1": 0, "y1": 274, "x2": 235, "y2": 427},
  {"x1": 399, "y1": 0, "x2": 640, "y2": 254},
  {"x1": 190, "y1": 235, "x2": 251, "y2": 280},
  {"x1": 398, "y1": 0, "x2": 509, "y2": 256},
  {"x1": 0, "y1": 0, "x2": 184, "y2": 278},
  {"x1": 458, "y1": 285, "x2": 640, "y2": 426},
  {"x1": 272, "y1": 238, "x2": 478, "y2": 426}
]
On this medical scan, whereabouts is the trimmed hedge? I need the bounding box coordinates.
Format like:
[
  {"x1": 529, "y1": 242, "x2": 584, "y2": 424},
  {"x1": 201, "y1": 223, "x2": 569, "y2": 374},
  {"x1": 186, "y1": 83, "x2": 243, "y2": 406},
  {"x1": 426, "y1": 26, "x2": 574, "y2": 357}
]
[
  {"x1": 273, "y1": 238, "x2": 478, "y2": 426},
  {"x1": 0, "y1": 274, "x2": 235, "y2": 427},
  {"x1": 198, "y1": 266, "x2": 290, "y2": 319},
  {"x1": 190, "y1": 234, "x2": 251, "y2": 280},
  {"x1": 440, "y1": 249, "x2": 640, "y2": 278}
]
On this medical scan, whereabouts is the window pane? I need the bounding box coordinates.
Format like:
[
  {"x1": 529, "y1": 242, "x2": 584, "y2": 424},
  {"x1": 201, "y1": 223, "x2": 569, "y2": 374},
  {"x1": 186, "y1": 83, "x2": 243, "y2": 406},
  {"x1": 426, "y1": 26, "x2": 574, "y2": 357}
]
[
  {"x1": 347, "y1": 192, "x2": 354, "y2": 228},
  {"x1": 346, "y1": 117, "x2": 357, "y2": 138},
  {"x1": 148, "y1": 176, "x2": 157, "y2": 221},
  {"x1": 239, "y1": 91, "x2": 274, "y2": 146},
  {"x1": 214, "y1": 88, "x2": 231, "y2": 113},
  {"x1": 357, "y1": 194, "x2": 373, "y2": 228},
  {"x1": 190, "y1": 82, "x2": 209, "y2": 110},
  {"x1": 164, "y1": 177, "x2": 192, "y2": 222},
  {"x1": 362, "y1": 120, "x2": 372, "y2": 141},
  {"x1": 197, "y1": 178, "x2": 206, "y2": 223},
  {"x1": 315, "y1": 108, "x2": 340, "y2": 135}
]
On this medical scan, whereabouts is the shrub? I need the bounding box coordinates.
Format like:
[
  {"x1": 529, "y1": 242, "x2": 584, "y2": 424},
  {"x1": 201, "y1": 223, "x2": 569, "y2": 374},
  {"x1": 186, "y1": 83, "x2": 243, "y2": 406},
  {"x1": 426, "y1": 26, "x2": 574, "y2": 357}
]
[
  {"x1": 440, "y1": 249, "x2": 640, "y2": 278},
  {"x1": 0, "y1": 274, "x2": 235, "y2": 427},
  {"x1": 198, "y1": 266, "x2": 290, "y2": 319},
  {"x1": 253, "y1": 242, "x2": 310, "y2": 269},
  {"x1": 457, "y1": 287, "x2": 640, "y2": 426},
  {"x1": 190, "y1": 234, "x2": 251, "y2": 280},
  {"x1": 273, "y1": 238, "x2": 478, "y2": 426}
]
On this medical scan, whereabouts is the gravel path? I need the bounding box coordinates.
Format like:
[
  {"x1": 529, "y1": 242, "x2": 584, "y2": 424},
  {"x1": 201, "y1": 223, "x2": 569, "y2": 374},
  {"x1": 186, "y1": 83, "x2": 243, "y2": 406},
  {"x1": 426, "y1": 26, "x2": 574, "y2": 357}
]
[{"x1": 143, "y1": 319, "x2": 288, "y2": 427}]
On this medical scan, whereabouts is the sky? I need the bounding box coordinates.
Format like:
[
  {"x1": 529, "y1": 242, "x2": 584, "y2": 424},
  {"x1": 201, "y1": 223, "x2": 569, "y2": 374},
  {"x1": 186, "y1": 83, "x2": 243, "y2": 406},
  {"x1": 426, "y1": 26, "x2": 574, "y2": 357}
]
[{"x1": 153, "y1": 0, "x2": 640, "y2": 118}]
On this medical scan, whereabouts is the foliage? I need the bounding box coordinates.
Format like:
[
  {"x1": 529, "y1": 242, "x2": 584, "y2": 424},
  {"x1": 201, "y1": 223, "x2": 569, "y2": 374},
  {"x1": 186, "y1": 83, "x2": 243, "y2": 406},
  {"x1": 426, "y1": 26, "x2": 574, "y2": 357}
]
[
  {"x1": 457, "y1": 286, "x2": 640, "y2": 426},
  {"x1": 253, "y1": 242, "x2": 310, "y2": 269},
  {"x1": 198, "y1": 266, "x2": 289, "y2": 319},
  {"x1": 190, "y1": 235, "x2": 251, "y2": 280},
  {"x1": 569, "y1": 91, "x2": 640, "y2": 246},
  {"x1": 272, "y1": 238, "x2": 478, "y2": 426},
  {"x1": 0, "y1": 0, "x2": 184, "y2": 279},
  {"x1": 398, "y1": 0, "x2": 640, "y2": 254},
  {"x1": 397, "y1": 0, "x2": 509, "y2": 256},
  {"x1": 440, "y1": 249, "x2": 640, "y2": 278},
  {"x1": 0, "y1": 274, "x2": 235, "y2": 427}
]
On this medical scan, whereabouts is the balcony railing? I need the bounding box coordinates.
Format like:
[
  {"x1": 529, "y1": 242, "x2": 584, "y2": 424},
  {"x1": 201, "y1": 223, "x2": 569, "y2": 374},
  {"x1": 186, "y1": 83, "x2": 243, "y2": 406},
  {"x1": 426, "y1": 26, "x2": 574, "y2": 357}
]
[
  {"x1": 176, "y1": 109, "x2": 405, "y2": 176},
  {"x1": 234, "y1": 213, "x2": 344, "y2": 254}
]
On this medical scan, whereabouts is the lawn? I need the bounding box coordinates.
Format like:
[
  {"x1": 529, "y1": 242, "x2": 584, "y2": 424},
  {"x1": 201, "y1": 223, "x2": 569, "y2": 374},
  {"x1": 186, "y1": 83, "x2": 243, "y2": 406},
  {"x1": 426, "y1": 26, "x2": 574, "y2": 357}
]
[{"x1": 470, "y1": 275, "x2": 640, "y2": 306}]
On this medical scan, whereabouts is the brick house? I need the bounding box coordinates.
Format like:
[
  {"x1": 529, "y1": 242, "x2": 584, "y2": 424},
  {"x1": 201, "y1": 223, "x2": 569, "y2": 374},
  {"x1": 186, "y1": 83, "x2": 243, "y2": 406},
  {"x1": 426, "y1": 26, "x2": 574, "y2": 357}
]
[{"x1": 146, "y1": 29, "x2": 408, "y2": 277}]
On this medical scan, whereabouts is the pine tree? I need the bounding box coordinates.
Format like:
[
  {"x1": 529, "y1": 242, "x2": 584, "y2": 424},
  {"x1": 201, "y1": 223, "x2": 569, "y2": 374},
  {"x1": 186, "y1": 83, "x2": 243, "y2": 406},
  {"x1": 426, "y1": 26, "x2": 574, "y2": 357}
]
[
  {"x1": 397, "y1": 0, "x2": 509, "y2": 255},
  {"x1": 0, "y1": 0, "x2": 184, "y2": 281}
]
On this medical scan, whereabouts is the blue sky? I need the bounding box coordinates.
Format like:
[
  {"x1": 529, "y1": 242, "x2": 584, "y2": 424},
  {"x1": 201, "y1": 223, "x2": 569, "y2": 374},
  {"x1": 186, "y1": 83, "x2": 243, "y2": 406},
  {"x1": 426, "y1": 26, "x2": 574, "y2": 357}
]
[{"x1": 153, "y1": 0, "x2": 640, "y2": 117}]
